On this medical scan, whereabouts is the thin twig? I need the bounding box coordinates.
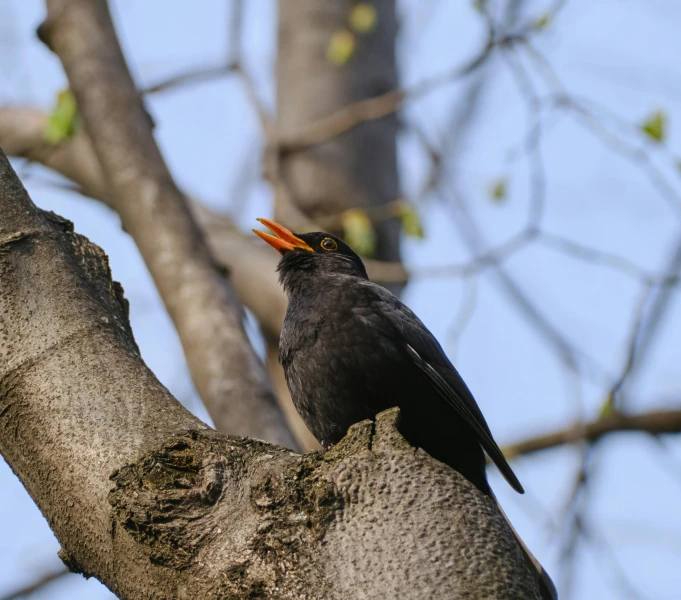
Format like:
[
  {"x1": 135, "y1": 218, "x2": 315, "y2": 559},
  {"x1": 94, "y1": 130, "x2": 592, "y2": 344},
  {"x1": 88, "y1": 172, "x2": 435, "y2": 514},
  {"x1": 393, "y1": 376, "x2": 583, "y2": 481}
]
[
  {"x1": 1, "y1": 568, "x2": 70, "y2": 600},
  {"x1": 142, "y1": 62, "x2": 238, "y2": 94}
]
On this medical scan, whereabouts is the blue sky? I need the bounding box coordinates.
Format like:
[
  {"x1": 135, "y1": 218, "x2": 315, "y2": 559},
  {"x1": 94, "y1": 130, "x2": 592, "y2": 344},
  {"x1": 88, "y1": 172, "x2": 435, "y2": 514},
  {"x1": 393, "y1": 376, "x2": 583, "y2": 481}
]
[{"x1": 1, "y1": 1, "x2": 680, "y2": 598}]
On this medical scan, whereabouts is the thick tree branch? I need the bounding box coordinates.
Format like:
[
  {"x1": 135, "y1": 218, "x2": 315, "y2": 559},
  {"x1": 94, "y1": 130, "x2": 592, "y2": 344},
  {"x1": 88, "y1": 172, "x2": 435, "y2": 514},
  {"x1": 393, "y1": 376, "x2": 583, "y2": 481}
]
[
  {"x1": 504, "y1": 409, "x2": 681, "y2": 458},
  {"x1": 38, "y1": 0, "x2": 296, "y2": 448},
  {"x1": 0, "y1": 148, "x2": 544, "y2": 598}
]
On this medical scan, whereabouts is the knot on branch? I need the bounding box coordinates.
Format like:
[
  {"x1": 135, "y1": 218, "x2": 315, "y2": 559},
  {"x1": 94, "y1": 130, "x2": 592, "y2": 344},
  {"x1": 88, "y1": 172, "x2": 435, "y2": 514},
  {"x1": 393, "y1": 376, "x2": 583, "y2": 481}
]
[
  {"x1": 372, "y1": 406, "x2": 414, "y2": 453},
  {"x1": 109, "y1": 430, "x2": 242, "y2": 569},
  {"x1": 249, "y1": 450, "x2": 342, "y2": 562},
  {"x1": 324, "y1": 407, "x2": 412, "y2": 462},
  {"x1": 44, "y1": 210, "x2": 74, "y2": 232}
]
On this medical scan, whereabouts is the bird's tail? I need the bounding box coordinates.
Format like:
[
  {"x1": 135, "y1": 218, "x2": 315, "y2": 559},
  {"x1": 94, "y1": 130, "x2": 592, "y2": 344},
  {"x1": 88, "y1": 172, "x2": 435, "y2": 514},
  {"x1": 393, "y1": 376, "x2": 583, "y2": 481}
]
[{"x1": 492, "y1": 491, "x2": 558, "y2": 600}]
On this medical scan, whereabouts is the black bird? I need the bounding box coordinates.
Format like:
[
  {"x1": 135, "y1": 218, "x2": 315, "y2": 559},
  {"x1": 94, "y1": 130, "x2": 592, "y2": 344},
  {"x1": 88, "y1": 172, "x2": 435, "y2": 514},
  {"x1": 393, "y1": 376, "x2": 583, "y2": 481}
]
[
  {"x1": 254, "y1": 217, "x2": 522, "y2": 496},
  {"x1": 255, "y1": 218, "x2": 557, "y2": 600}
]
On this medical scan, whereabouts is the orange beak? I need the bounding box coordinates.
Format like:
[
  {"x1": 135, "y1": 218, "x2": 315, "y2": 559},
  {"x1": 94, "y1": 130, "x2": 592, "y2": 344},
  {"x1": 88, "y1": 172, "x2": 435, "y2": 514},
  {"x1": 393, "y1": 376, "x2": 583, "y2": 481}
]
[{"x1": 253, "y1": 218, "x2": 314, "y2": 254}]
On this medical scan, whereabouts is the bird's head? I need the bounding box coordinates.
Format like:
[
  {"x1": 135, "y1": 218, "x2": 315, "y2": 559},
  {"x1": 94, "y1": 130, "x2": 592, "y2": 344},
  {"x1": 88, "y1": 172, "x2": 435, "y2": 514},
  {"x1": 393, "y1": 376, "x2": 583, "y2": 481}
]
[{"x1": 253, "y1": 218, "x2": 369, "y2": 293}]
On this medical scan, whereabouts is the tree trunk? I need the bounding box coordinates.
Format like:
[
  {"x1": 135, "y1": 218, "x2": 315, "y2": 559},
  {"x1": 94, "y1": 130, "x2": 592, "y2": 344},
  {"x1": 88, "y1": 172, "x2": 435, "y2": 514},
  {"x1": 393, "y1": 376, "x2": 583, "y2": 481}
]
[{"x1": 276, "y1": 0, "x2": 401, "y2": 262}]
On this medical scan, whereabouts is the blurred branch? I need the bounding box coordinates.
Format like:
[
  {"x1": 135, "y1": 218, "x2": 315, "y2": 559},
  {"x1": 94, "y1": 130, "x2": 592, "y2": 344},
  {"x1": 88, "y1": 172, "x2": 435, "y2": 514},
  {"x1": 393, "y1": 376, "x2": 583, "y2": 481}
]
[
  {"x1": 140, "y1": 1, "x2": 243, "y2": 96},
  {"x1": 433, "y1": 97, "x2": 606, "y2": 381},
  {"x1": 537, "y1": 232, "x2": 681, "y2": 285},
  {"x1": 276, "y1": 31, "x2": 521, "y2": 153},
  {"x1": 142, "y1": 61, "x2": 238, "y2": 94},
  {"x1": 606, "y1": 283, "x2": 656, "y2": 410},
  {"x1": 502, "y1": 44, "x2": 547, "y2": 228},
  {"x1": 518, "y1": 39, "x2": 681, "y2": 216},
  {"x1": 619, "y1": 238, "x2": 681, "y2": 405},
  {"x1": 504, "y1": 408, "x2": 681, "y2": 458},
  {"x1": 1, "y1": 568, "x2": 70, "y2": 600}
]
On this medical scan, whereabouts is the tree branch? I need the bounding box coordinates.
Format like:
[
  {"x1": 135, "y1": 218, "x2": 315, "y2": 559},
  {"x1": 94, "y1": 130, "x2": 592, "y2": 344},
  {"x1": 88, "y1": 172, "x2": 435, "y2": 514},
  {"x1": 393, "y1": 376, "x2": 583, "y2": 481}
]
[
  {"x1": 0, "y1": 147, "x2": 545, "y2": 597},
  {"x1": 37, "y1": 0, "x2": 296, "y2": 448},
  {"x1": 504, "y1": 409, "x2": 681, "y2": 458}
]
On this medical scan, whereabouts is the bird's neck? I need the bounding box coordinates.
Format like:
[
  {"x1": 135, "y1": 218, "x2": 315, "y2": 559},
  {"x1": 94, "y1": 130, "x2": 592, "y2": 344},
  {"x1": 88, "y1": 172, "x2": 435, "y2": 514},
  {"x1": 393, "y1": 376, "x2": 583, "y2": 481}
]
[
  {"x1": 277, "y1": 253, "x2": 368, "y2": 297},
  {"x1": 277, "y1": 255, "x2": 317, "y2": 297}
]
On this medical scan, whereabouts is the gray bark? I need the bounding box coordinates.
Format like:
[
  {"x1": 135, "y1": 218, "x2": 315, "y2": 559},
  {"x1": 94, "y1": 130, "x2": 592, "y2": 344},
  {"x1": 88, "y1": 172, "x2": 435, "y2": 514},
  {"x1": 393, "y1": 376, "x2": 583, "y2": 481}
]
[
  {"x1": 37, "y1": 0, "x2": 296, "y2": 449},
  {"x1": 276, "y1": 0, "x2": 401, "y2": 263},
  {"x1": 0, "y1": 146, "x2": 543, "y2": 598}
]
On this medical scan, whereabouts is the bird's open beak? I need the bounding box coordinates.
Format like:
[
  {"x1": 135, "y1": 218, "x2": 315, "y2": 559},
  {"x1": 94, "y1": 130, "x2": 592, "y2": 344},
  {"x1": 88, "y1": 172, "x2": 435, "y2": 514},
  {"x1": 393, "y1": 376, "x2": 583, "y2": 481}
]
[{"x1": 253, "y1": 218, "x2": 314, "y2": 254}]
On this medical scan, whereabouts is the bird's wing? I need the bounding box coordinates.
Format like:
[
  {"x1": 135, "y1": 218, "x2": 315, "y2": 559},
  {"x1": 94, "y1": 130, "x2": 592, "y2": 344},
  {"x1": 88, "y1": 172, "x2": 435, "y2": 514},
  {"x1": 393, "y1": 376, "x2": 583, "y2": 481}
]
[{"x1": 356, "y1": 281, "x2": 524, "y2": 494}]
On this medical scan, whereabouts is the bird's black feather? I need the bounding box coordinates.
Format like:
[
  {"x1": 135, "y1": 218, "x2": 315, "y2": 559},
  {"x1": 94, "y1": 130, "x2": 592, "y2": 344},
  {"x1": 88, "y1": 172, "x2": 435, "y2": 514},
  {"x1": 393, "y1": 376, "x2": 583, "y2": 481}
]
[
  {"x1": 345, "y1": 278, "x2": 523, "y2": 493},
  {"x1": 405, "y1": 344, "x2": 524, "y2": 493},
  {"x1": 275, "y1": 231, "x2": 523, "y2": 496}
]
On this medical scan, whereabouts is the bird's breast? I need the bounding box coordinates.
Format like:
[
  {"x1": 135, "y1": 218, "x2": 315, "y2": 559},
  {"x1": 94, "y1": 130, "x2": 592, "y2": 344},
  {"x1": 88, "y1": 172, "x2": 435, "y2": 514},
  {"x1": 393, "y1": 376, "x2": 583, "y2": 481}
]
[{"x1": 280, "y1": 302, "x2": 413, "y2": 445}]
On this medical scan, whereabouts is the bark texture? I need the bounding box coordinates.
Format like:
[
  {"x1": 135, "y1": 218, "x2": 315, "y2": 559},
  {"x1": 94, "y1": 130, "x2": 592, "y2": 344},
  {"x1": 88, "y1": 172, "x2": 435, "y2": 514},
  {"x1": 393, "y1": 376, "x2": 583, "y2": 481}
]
[
  {"x1": 0, "y1": 147, "x2": 543, "y2": 599},
  {"x1": 38, "y1": 0, "x2": 295, "y2": 449}
]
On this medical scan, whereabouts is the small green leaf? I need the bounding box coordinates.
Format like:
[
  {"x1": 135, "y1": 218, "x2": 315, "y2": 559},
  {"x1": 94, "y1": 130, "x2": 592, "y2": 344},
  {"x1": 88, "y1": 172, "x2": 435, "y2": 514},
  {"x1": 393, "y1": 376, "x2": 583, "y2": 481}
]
[
  {"x1": 472, "y1": 0, "x2": 488, "y2": 14},
  {"x1": 349, "y1": 3, "x2": 377, "y2": 34},
  {"x1": 640, "y1": 109, "x2": 667, "y2": 143},
  {"x1": 395, "y1": 201, "x2": 425, "y2": 239},
  {"x1": 342, "y1": 209, "x2": 377, "y2": 257},
  {"x1": 327, "y1": 29, "x2": 356, "y2": 66},
  {"x1": 533, "y1": 13, "x2": 551, "y2": 29},
  {"x1": 489, "y1": 178, "x2": 508, "y2": 203},
  {"x1": 44, "y1": 89, "x2": 81, "y2": 145},
  {"x1": 598, "y1": 393, "x2": 617, "y2": 419}
]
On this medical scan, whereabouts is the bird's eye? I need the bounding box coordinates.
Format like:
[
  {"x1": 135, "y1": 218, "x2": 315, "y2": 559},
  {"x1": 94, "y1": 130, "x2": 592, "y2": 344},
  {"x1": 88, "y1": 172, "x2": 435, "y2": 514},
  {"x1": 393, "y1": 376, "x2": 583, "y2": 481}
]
[{"x1": 320, "y1": 237, "x2": 338, "y2": 251}]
